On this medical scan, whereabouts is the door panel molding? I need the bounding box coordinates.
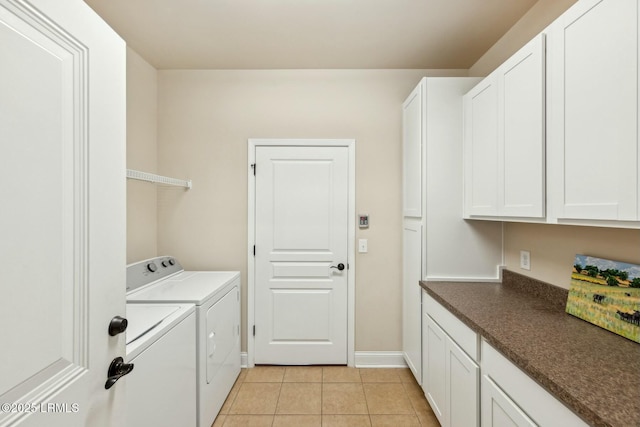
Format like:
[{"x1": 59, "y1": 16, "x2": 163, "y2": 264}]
[
  {"x1": 0, "y1": 0, "x2": 126, "y2": 425},
  {"x1": 0, "y1": 0, "x2": 90, "y2": 422},
  {"x1": 247, "y1": 139, "x2": 355, "y2": 367}
]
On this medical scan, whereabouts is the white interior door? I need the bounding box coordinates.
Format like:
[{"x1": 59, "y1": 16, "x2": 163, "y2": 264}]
[
  {"x1": 254, "y1": 145, "x2": 349, "y2": 365},
  {"x1": 0, "y1": 1, "x2": 126, "y2": 426}
]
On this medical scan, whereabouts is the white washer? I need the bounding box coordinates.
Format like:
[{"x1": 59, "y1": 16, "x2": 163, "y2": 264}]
[
  {"x1": 127, "y1": 257, "x2": 241, "y2": 427},
  {"x1": 125, "y1": 303, "x2": 196, "y2": 427}
]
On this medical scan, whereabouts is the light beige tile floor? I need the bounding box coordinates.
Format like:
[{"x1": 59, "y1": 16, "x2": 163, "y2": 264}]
[{"x1": 213, "y1": 367, "x2": 441, "y2": 427}]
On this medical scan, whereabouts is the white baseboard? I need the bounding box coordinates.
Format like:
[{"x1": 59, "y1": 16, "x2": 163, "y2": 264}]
[
  {"x1": 241, "y1": 351, "x2": 408, "y2": 368},
  {"x1": 354, "y1": 351, "x2": 408, "y2": 368}
]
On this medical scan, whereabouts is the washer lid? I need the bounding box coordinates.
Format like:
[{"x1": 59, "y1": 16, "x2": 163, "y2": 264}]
[
  {"x1": 127, "y1": 271, "x2": 240, "y2": 305},
  {"x1": 127, "y1": 304, "x2": 190, "y2": 345}
]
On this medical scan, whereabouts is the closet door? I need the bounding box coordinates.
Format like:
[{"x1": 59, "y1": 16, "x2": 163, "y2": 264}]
[{"x1": 547, "y1": 0, "x2": 639, "y2": 221}]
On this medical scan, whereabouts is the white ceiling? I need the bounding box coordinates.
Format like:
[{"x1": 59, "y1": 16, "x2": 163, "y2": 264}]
[{"x1": 84, "y1": 0, "x2": 538, "y2": 70}]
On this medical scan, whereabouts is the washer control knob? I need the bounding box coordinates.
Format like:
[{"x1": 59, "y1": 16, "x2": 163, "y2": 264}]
[
  {"x1": 168, "y1": 259, "x2": 175, "y2": 266},
  {"x1": 146, "y1": 262, "x2": 157, "y2": 273},
  {"x1": 161, "y1": 260, "x2": 169, "y2": 268}
]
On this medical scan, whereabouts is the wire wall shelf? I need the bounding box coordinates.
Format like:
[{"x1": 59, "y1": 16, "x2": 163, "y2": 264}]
[{"x1": 126, "y1": 169, "x2": 192, "y2": 189}]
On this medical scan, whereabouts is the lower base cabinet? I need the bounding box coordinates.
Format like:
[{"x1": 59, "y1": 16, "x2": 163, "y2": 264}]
[
  {"x1": 482, "y1": 375, "x2": 536, "y2": 427},
  {"x1": 481, "y1": 340, "x2": 588, "y2": 427},
  {"x1": 422, "y1": 291, "x2": 589, "y2": 427},
  {"x1": 447, "y1": 333, "x2": 479, "y2": 427},
  {"x1": 423, "y1": 292, "x2": 479, "y2": 427},
  {"x1": 423, "y1": 316, "x2": 446, "y2": 422}
]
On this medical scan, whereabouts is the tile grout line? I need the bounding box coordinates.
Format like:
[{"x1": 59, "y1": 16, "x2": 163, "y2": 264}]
[
  {"x1": 360, "y1": 375, "x2": 372, "y2": 425},
  {"x1": 221, "y1": 367, "x2": 430, "y2": 426},
  {"x1": 272, "y1": 369, "x2": 284, "y2": 425}
]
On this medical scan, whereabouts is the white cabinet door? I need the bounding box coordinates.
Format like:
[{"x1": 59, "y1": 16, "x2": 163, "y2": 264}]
[
  {"x1": 498, "y1": 34, "x2": 546, "y2": 218},
  {"x1": 403, "y1": 80, "x2": 425, "y2": 218},
  {"x1": 424, "y1": 315, "x2": 447, "y2": 426},
  {"x1": 482, "y1": 375, "x2": 536, "y2": 427},
  {"x1": 464, "y1": 34, "x2": 545, "y2": 219},
  {"x1": 403, "y1": 221, "x2": 422, "y2": 384},
  {"x1": 482, "y1": 340, "x2": 589, "y2": 427},
  {"x1": 464, "y1": 78, "x2": 499, "y2": 217},
  {"x1": 547, "y1": 0, "x2": 639, "y2": 221},
  {"x1": 424, "y1": 312, "x2": 479, "y2": 427},
  {"x1": 447, "y1": 339, "x2": 479, "y2": 427}
]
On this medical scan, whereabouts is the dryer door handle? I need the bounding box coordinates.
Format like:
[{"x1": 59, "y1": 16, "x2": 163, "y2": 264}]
[{"x1": 208, "y1": 331, "x2": 216, "y2": 358}]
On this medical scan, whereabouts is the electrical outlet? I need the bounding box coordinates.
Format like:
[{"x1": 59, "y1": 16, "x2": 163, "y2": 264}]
[{"x1": 520, "y1": 250, "x2": 531, "y2": 271}]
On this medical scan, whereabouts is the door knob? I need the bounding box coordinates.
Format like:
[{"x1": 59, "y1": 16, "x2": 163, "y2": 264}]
[
  {"x1": 108, "y1": 316, "x2": 128, "y2": 336},
  {"x1": 105, "y1": 356, "x2": 134, "y2": 389},
  {"x1": 330, "y1": 263, "x2": 345, "y2": 271}
]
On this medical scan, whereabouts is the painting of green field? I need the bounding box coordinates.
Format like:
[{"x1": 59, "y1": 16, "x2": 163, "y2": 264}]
[{"x1": 566, "y1": 255, "x2": 640, "y2": 344}]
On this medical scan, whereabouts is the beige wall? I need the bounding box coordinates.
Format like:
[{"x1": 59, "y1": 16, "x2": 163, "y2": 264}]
[
  {"x1": 126, "y1": 48, "x2": 158, "y2": 263},
  {"x1": 505, "y1": 223, "x2": 640, "y2": 289},
  {"x1": 470, "y1": 0, "x2": 640, "y2": 287},
  {"x1": 469, "y1": 0, "x2": 577, "y2": 76},
  {"x1": 126, "y1": 0, "x2": 640, "y2": 355},
  {"x1": 155, "y1": 69, "x2": 466, "y2": 352}
]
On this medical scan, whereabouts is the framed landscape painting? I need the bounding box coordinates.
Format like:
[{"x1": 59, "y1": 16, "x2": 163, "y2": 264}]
[{"x1": 566, "y1": 255, "x2": 640, "y2": 343}]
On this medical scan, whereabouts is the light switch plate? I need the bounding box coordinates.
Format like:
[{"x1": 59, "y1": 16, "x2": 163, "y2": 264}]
[{"x1": 358, "y1": 239, "x2": 368, "y2": 253}]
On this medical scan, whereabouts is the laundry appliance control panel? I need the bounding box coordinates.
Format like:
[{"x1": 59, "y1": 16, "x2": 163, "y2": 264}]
[{"x1": 126, "y1": 256, "x2": 183, "y2": 292}]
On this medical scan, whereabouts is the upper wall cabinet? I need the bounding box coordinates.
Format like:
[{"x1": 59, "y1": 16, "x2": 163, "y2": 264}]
[
  {"x1": 499, "y1": 35, "x2": 545, "y2": 218},
  {"x1": 464, "y1": 34, "x2": 546, "y2": 219},
  {"x1": 403, "y1": 83, "x2": 424, "y2": 218},
  {"x1": 547, "y1": 0, "x2": 639, "y2": 223},
  {"x1": 463, "y1": 77, "x2": 499, "y2": 216}
]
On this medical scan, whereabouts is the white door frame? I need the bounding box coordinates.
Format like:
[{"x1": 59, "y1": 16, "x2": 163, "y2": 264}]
[{"x1": 247, "y1": 138, "x2": 356, "y2": 367}]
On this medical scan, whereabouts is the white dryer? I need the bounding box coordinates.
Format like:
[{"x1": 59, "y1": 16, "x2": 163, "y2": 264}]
[{"x1": 126, "y1": 257, "x2": 241, "y2": 427}]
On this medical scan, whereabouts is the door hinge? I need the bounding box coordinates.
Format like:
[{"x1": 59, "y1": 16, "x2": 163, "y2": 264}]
[
  {"x1": 253, "y1": 245, "x2": 256, "y2": 256},
  {"x1": 347, "y1": 263, "x2": 350, "y2": 270},
  {"x1": 253, "y1": 325, "x2": 256, "y2": 336},
  {"x1": 251, "y1": 163, "x2": 256, "y2": 176}
]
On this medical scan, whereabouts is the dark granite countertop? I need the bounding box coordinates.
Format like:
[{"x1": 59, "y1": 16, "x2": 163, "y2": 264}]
[{"x1": 420, "y1": 270, "x2": 640, "y2": 427}]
